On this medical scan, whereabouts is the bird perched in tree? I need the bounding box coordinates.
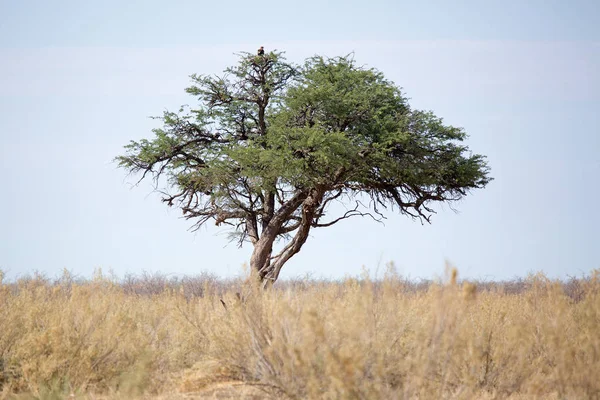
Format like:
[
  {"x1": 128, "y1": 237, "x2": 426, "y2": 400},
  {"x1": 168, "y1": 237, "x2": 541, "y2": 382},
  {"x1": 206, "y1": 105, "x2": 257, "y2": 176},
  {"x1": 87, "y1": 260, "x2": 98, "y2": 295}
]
[{"x1": 257, "y1": 46, "x2": 265, "y2": 56}]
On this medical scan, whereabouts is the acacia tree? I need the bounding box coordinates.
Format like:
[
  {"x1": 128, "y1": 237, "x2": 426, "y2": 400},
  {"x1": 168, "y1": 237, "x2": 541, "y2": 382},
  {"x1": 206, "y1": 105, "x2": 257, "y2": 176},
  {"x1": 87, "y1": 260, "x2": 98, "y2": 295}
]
[{"x1": 117, "y1": 51, "x2": 491, "y2": 286}]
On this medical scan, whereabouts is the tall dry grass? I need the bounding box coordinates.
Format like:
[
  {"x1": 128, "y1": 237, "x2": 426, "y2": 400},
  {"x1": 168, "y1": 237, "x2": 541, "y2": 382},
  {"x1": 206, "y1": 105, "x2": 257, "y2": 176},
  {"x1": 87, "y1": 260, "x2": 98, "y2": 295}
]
[{"x1": 0, "y1": 268, "x2": 599, "y2": 399}]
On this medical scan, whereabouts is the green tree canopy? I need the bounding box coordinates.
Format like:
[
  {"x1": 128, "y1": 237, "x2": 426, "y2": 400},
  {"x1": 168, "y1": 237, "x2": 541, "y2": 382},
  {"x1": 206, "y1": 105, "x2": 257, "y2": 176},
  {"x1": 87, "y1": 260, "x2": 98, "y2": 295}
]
[{"x1": 117, "y1": 50, "x2": 491, "y2": 286}]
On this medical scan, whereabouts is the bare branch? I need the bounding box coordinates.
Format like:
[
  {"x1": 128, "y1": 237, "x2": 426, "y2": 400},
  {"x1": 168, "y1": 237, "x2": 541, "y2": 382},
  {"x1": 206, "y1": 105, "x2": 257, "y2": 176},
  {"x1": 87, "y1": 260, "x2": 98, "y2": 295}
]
[{"x1": 313, "y1": 201, "x2": 383, "y2": 228}]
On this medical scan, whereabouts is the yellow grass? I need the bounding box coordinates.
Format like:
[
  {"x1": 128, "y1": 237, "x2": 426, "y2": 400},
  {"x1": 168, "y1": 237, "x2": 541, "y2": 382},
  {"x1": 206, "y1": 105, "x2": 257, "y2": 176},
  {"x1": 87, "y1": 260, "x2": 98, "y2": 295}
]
[{"x1": 0, "y1": 268, "x2": 599, "y2": 399}]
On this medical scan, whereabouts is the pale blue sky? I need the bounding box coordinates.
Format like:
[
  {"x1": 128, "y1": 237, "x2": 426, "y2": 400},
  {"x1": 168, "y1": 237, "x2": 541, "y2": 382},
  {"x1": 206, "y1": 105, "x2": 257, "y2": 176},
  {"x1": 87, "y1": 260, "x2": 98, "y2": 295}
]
[{"x1": 0, "y1": 1, "x2": 598, "y2": 281}]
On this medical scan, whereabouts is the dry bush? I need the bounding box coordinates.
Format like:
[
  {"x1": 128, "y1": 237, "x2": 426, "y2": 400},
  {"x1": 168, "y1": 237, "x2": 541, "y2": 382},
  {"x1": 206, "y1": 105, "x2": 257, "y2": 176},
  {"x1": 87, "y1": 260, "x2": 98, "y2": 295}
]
[{"x1": 0, "y1": 269, "x2": 599, "y2": 399}]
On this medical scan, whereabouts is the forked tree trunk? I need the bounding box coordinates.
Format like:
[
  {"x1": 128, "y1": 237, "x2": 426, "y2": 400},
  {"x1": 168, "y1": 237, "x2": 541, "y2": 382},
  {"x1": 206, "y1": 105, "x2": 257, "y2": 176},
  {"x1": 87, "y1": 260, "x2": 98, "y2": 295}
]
[
  {"x1": 247, "y1": 189, "x2": 307, "y2": 287},
  {"x1": 249, "y1": 187, "x2": 324, "y2": 288}
]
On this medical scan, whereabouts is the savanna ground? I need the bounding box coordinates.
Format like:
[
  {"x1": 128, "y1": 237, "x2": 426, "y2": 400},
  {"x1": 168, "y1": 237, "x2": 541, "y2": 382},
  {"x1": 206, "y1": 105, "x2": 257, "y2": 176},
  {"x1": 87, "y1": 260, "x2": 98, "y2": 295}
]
[{"x1": 0, "y1": 267, "x2": 599, "y2": 400}]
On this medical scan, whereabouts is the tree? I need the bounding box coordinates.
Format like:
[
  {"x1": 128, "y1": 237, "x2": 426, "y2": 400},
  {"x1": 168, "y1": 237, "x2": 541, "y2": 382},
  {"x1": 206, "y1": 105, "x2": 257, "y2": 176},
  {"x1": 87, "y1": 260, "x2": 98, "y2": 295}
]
[{"x1": 117, "y1": 50, "x2": 491, "y2": 287}]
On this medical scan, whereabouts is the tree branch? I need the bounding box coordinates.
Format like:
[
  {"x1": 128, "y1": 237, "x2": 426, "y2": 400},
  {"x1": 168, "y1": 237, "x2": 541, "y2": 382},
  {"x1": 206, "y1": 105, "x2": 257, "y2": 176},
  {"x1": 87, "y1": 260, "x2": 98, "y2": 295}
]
[{"x1": 313, "y1": 200, "x2": 383, "y2": 228}]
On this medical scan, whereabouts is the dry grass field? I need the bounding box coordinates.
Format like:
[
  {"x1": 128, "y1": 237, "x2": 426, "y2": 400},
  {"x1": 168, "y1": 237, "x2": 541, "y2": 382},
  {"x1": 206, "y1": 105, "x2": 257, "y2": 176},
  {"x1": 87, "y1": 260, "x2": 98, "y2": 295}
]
[{"x1": 0, "y1": 268, "x2": 599, "y2": 399}]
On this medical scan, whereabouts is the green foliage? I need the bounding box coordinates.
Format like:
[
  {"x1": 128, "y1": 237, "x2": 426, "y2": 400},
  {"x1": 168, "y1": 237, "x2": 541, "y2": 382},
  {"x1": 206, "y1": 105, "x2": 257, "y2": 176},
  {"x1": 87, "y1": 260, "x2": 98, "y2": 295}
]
[{"x1": 277, "y1": 55, "x2": 490, "y2": 215}]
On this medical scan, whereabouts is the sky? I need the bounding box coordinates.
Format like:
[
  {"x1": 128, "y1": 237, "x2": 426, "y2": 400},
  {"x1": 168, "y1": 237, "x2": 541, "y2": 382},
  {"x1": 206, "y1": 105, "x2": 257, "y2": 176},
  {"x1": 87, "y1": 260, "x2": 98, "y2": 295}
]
[{"x1": 0, "y1": 0, "x2": 598, "y2": 282}]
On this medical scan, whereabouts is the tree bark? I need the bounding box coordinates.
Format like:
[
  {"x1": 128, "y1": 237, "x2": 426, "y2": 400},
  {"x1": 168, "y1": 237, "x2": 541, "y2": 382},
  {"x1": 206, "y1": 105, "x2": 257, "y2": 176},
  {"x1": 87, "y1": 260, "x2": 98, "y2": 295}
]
[
  {"x1": 252, "y1": 187, "x2": 325, "y2": 288},
  {"x1": 249, "y1": 189, "x2": 308, "y2": 285}
]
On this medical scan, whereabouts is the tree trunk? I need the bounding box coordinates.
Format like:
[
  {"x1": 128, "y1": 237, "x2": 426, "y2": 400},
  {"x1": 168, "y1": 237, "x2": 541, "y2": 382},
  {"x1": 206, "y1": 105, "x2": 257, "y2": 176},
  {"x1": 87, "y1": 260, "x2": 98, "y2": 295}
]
[
  {"x1": 249, "y1": 231, "x2": 276, "y2": 284},
  {"x1": 248, "y1": 189, "x2": 309, "y2": 287},
  {"x1": 249, "y1": 187, "x2": 324, "y2": 288}
]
